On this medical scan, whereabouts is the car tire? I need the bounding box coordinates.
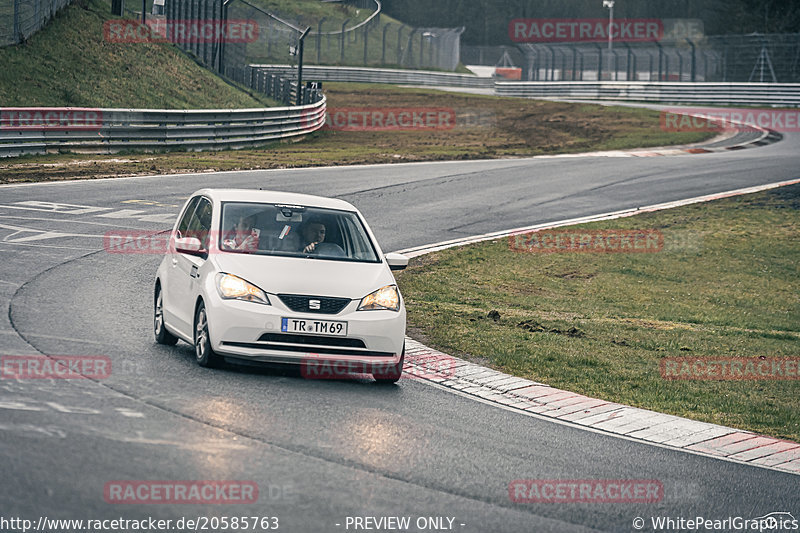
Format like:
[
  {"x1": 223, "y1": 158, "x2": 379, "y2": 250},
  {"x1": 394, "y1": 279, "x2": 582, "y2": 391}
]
[
  {"x1": 194, "y1": 301, "x2": 223, "y2": 368},
  {"x1": 373, "y1": 344, "x2": 405, "y2": 384},
  {"x1": 154, "y1": 284, "x2": 179, "y2": 346}
]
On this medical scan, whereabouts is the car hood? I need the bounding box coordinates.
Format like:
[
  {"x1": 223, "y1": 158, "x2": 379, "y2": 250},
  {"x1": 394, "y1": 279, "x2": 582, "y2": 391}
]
[{"x1": 211, "y1": 253, "x2": 395, "y2": 299}]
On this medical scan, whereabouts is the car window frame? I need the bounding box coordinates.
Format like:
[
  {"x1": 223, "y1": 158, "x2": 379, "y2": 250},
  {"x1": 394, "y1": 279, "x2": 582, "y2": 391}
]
[
  {"x1": 175, "y1": 196, "x2": 201, "y2": 238},
  {"x1": 175, "y1": 195, "x2": 213, "y2": 256},
  {"x1": 188, "y1": 197, "x2": 213, "y2": 250},
  {"x1": 217, "y1": 201, "x2": 382, "y2": 264}
]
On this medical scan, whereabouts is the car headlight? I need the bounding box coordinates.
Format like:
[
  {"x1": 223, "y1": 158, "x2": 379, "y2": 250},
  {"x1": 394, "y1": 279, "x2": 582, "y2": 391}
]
[
  {"x1": 216, "y1": 273, "x2": 270, "y2": 305},
  {"x1": 358, "y1": 285, "x2": 400, "y2": 311}
]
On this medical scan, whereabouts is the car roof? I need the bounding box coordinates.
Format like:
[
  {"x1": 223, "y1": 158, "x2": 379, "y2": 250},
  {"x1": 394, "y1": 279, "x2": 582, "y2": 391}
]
[{"x1": 193, "y1": 189, "x2": 358, "y2": 212}]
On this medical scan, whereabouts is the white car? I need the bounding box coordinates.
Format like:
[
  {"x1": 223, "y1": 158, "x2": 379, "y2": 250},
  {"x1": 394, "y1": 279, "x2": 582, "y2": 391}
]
[{"x1": 154, "y1": 189, "x2": 408, "y2": 382}]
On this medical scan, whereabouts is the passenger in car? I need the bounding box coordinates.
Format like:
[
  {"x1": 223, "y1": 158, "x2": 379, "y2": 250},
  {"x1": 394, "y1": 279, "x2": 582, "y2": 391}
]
[{"x1": 222, "y1": 214, "x2": 260, "y2": 251}]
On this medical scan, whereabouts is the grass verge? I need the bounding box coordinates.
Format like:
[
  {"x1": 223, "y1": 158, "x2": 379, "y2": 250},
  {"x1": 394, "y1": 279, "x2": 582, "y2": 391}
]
[
  {"x1": 0, "y1": 83, "x2": 713, "y2": 183},
  {"x1": 395, "y1": 184, "x2": 800, "y2": 442}
]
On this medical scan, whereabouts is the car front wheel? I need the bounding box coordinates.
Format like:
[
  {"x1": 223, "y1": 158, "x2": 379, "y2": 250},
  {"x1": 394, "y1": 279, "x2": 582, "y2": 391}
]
[
  {"x1": 194, "y1": 302, "x2": 223, "y2": 368},
  {"x1": 154, "y1": 284, "x2": 178, "y2": 346}
]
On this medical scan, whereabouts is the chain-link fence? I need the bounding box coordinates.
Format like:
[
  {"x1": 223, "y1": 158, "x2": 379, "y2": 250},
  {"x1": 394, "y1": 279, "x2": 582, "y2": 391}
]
[
  {"x1": 223, "y1": 0, "x2": 302, "y2": 75},
  {"x1": 163, "y1": 0, "x2": 226, "y2": 71},
  {"x1": 0, "y1": 0, "x2": 74, "y2": 46},
  {"x1": 310, "y1": 19, "x2": 464, "y2": 70},
  {"x1": 121, "y1": 0, "x2": 157, "y2": 24},
  {"x1": 161, "y1": 0, "x2": 323, "y2": 105},
  {"x1": 709, "y1": 34, "x2": 800, "y2": 83},
  {"x1": 503, "y1": 34, "x2": 800, "y2": 82},
  {"x1": 163, "y1": 0, "x2": 463, "y2": 76}
]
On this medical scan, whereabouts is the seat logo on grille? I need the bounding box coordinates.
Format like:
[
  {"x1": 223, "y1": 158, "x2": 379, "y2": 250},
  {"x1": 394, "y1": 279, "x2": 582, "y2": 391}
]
[{"x1": 309, "y1": 299, "x2": 321, "y2": 310}]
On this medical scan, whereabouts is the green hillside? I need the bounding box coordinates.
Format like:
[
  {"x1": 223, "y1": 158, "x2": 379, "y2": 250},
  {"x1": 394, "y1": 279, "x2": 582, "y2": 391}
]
[{"x1": 0, "y1": 0, "x2": 276, "y2": 108}]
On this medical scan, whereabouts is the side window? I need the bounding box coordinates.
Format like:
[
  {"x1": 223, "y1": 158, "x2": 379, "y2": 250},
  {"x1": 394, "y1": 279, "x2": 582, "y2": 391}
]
[
  {"x1": 187, "y1": 197, "x2": 213, "y2": 250},
  {"x1": 176, "y1": 197, "x2": 200, "y2": 238}
]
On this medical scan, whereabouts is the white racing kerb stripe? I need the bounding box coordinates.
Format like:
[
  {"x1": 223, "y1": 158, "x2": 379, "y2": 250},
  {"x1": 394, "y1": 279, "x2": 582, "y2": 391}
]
[{"x1": 396, "y1": 177, "x2": 800, "y2": 476}]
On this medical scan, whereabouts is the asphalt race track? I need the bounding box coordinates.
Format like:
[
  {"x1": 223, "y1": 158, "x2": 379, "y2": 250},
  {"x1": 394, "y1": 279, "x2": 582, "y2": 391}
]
[{"x1": 1, "y1": 133, "x2": 799, "y2": 532}]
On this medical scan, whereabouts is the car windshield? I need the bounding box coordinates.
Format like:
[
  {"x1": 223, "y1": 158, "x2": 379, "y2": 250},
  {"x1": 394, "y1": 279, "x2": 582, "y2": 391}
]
[{"x1": 219, "y1": 202, "x2": 380, "y2": 262}]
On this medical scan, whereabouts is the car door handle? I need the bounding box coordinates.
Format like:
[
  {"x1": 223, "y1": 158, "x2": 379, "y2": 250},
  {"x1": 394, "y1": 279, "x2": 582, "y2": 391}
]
[
  {"x1": 172, "y1": 258, "x2": 178, "y2": 266},
  {"x1": 190, "y1": 265, "x2": 199, "y2": 278}
]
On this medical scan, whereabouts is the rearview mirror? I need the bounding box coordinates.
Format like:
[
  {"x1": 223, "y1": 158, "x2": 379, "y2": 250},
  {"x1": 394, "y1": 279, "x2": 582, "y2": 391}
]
[
  {"x1": 175, "y1": 237, "x2": 205, "y2": 257},
  {"x1": 385, "y1": 252, "x2": 409, "y2": 271}
]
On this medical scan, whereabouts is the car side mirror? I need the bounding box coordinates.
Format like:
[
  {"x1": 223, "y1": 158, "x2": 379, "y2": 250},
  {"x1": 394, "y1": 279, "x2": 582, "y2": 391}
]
[
  {"x1": 385, "y1": 252, "x2": 409, "y2": 271},
  {"x1": 175, "y1": 236, "x2": 205, "y2": 257}
]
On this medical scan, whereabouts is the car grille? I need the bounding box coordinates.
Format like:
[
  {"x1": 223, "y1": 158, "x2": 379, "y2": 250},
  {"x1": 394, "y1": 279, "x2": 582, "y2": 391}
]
[
  {"x1": 277, "y1": 294, "x2": 351, "y2": 314},
  {"x1": 258, "y1": 333, "x2": 366, "y2": 349}
]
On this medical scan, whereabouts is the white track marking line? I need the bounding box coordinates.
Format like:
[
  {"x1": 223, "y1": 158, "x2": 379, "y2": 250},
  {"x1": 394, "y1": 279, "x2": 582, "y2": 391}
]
[
  {"x1": 0, "y1": 223, "x2": 104, "y2": 243},
  {"x1": 0, "y1": 242, "x2": 99, "y2": 251},
  {"x1": 0, "y1": 214, "x2": 148, "y2": 229},
  {"x1": 397, "y1": 177, "x2": 800, "y2": 257},
  {"x1": 0, "y1": 202, "x2": 111, "y2": 214}
]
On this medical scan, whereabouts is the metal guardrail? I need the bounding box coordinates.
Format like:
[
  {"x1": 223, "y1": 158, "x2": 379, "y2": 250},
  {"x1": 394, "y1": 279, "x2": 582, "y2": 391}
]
[
  {"x1": 249, "y1": 66, "x2": 800, "y2": 106},
  {"x1": 226, "y1": 67, "x2": 324, "y2": 107},
  {"x1": 4, "y1": 69, "x2": 796, "y2": 159},
  {"x1": 311, "y1": 0, "x2": 381, "y2": 35},
  {"x1": 494, "y1": 82, "x2": 800, "y2": 106},
  {"x1": 250, "y1": 65, "x2": 494, "y2": 88},
  {"x1": 0, "y1": 97, "x2": 326, "y2": 158}
]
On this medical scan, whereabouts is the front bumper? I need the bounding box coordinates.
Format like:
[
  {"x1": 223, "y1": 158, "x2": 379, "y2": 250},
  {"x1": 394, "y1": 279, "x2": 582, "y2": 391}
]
[{"x1": 204, "y1": 292, "x2": 406, "y2": 366}]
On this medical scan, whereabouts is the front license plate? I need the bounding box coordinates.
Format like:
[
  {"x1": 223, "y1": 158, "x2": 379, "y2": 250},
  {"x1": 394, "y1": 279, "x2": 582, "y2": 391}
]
[{"x1": 281, "y1": 317, "x2": 348, "y2": 336}]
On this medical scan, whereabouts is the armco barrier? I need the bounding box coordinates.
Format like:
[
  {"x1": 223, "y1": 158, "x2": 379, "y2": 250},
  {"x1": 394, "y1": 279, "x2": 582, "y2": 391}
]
[
  {"x1": 5, "y1": 72, "x2": 797, "y2": 159},
  {"x1": 249, "y1": 65, "x2": 494, "y2": 89},
  {"x1": 0, "y1": 98, "x2": 326, "y2": 158},
  {"x1": 494, "y1": 81, "x2": 800, "y2": 106},
  {"x1": 250, "y1": 67, "x2": 800, "y2": 106}
]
